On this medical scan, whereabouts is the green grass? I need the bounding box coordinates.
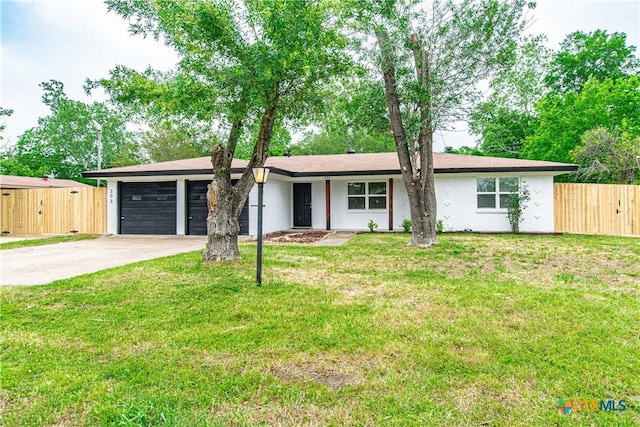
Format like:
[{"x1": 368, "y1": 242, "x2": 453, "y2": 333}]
[
  {"x1": 0, "y1": 234, "x2": 100, "y2": 250},
  {"x1": 2, "y1": 233, "x2": 639, "y2": 426}
]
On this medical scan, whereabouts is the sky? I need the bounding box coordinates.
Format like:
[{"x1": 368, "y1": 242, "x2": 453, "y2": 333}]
[{"x1": 1, "y1": 0, "x2": 639, "y2": 151}]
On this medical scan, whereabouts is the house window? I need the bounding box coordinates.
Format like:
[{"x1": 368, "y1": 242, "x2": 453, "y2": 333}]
[
  {"x1": 348, "y1": 182, "x2": 387, "y2": 210},
  {"x1": 477, "y1": 177, "x2": 519, "y2": 209}
]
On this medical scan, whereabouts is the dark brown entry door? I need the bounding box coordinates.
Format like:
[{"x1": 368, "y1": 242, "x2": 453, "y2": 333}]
[{"x1": 293, "y1": 183, "x2": 312, "y2": 227}]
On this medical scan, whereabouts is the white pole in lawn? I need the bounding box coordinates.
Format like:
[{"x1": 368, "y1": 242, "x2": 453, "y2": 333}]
[{"x1": 92, "y1": 121, "x2": 103, "y2": 187}]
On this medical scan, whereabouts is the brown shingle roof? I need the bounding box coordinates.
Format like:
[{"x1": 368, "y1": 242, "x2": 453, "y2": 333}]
[
  {"x1": 83, "y1": 152, "x2": 576, "y2": 178},
  {"x1": 0, "y1": 175, "x2": 92, "y2": 189},
  {"x1": 266, "y1": 152, "x2": 577, "y2": 175},
  {"x1": 84, "y1": 157, "x2": 248, "y2": 174}
]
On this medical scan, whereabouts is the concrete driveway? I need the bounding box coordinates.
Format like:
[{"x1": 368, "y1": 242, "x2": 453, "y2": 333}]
[{"x1": 0, "y1": 235, "x2": 208, "y2": 286}]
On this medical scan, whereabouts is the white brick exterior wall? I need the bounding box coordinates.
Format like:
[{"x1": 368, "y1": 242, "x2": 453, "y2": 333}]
[{"x1": 104, "y1": 172, "x2": 557, "y2": 235}]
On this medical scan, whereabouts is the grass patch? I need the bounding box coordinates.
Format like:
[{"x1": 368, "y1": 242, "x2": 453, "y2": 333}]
[
  {"x1": 0, "y1": 234, "x2": 100, "y2": 250},
  {"x1": 2, "y1": 233, "x2": 639, "y2": 425}
]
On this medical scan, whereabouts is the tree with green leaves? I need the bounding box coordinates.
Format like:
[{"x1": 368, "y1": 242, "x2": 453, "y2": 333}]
[
  {"x1": 140, "y1": 122, "x2": 212, "y2": 163},
  {"x1": 0, "y1": 151, "x2": 50, "y2": 178},
  {"x1": 0, "y1": 106, "x2": 13, "y2": 145},
  {"x1": 96, "y1": 0, "x2": 349, "y2": 260},
  {"x1": 293, "y1": 78, "x2": 395, "y2": 155},
  {"x1": 233, "y1": 121, "x2": 291, "y2": 160},
  {"x1": 522, "y1": 74, "x2": 640, "y2": 164},
  {"x1": 469, "y1": 35, "x2": 550, "y2": 158},
  {"x1": 3, "y1": 80, "x2": 140, "y2": 181},
  {"x1": 360, "y1": 0, "x2": 532, "y2": 246},
  {"x1": 520, "y1": 30, "x2": 640, "y2": 170},
  {"x1": 544, "y1": 30, "x2": 640, "y2": 94},
  {"x1": 469, "y1": 105, "x2": 536, "y2": 158},
  {"x1": 572, "y1": 127, "x2": 640, "y2": 184}
]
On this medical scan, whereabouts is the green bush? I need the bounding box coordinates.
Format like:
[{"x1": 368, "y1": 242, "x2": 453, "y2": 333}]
[{"x1": 506, "y1": 185, "x2": 531, "y2": 233}]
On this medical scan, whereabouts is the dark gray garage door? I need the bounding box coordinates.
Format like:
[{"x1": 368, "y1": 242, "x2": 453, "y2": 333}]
[
  {"x1": 120, "y1": 181, "x2": 176, "y2": 235},
  {"x1": 186, "y1": 180, "x2": 249, "y2": 235}
]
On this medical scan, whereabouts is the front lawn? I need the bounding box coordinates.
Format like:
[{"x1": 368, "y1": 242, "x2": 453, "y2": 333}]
[
  {"x1": 2, "y1": 233, "x2": 639, "y2": 426},
  {"x1": 0, "y1": 234, "x2": 100, "y2": 250}
]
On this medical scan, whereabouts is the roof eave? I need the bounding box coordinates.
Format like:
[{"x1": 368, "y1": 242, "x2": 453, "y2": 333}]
[
  {"x1": 278, "y1": 166, "x2": 578, "y2": 177},
  {"x1": 82, "y1": 167, "x2": 246, "y2": 178},
  {"x1": 434, "y1": 166, "x2": 578, "y2": 174},
  {"x1": 82, "y1": 165, "x2": 578, "y2": 179}
]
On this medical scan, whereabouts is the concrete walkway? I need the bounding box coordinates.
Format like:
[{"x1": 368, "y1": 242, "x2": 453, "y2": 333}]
[
  {"x1": 1, "y1": 235, "x2": 207, "y2": 286},
  {"x1": 314, "y1": 232, "x2": 356, "y2": 246}
]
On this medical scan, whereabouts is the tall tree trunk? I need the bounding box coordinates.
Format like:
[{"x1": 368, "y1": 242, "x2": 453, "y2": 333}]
[
  {"x1": 203, "y1": 168, "x2": 242, "y2": 261},
  {"x1": 376, "y1": 28, "x2": 437, "y2": 246},
  {"x1": 202, "y1": 98, "x2": 278, "y2": 261},
  {"x1": 413, "y1": 36, "x2": 438, "y2": 245},
  {"x1": 411, "y1": 130, "x2": 437, "y2": 245}
]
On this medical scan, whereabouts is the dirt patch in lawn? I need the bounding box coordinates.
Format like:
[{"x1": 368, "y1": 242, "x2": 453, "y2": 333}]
[
  {"x1": 266, "y1": 354, "x2": 364, "y2": 390},
  {"x1": 264, "y1": 231, "x2": 330, "y2": 244}
]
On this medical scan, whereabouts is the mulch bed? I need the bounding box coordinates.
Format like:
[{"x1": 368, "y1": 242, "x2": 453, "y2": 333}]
[{"x1": 264, "y1": 231, "x2": 330, "y2": 244}]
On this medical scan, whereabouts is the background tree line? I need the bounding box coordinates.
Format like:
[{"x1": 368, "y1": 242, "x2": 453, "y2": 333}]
[
  {"x1": 467, "y1": 29, "x2": 640, "y2": 184},
  {"x1": 2, "y1": 28, "x2": 637, "y2": 186}
]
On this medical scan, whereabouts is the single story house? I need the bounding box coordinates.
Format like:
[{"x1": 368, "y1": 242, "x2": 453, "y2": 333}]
[
  {"x1": 82, "y1": 152, "x2": 577, "y2": 235},
  {"x1": 0, "y1": 174, "x2": 92, "y2": 189}
]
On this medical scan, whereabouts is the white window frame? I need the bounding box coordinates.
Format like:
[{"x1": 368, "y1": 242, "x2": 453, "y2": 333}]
[
  {"x1": 347, "y1": 181, "x2": 387, "y2": 211},
  {"x1": 476, "y1": 177, "x2": 519, "y2": 210}
]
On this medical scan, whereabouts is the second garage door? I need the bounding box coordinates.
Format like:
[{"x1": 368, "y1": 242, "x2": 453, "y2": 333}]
[
  {"x1": 120, "y1": 181, "x2": 177, "y2": 235},
  {"x1": 186, "y1": 180, "x2": 249, "y2": 235}
]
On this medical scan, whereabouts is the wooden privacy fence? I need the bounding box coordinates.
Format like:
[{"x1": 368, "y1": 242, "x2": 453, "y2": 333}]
[
  {"x1": 554, "y1": 183, "x2": 639, "y2": 236},
  {"x1": 0, "y1": 187, "x2": 106, "y2": 235}
]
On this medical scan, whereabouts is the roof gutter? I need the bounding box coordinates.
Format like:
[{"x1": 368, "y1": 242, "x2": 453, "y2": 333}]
[
  {"x1": 82, "y1": 167, "x2": 247, "y2": 179},
  {"x1": 83, "y1": 165, "x2": 578, "y2": 179}
]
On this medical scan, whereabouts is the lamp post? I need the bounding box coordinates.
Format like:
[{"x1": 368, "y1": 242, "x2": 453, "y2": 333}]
[
  {"x1": 92, "y1": 121, "x2": 102, "y2": 187},
  {"x1": 252, "y1": 167, "x2": 270, "y2": 286}
]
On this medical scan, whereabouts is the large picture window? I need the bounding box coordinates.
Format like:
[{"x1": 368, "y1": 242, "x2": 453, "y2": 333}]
[
  {"x1": 348, "y1": 182, "x2": 387, "y2": 210},
  {"x1": 477, "y1": 177, "x2": 519, "y2": 209}
]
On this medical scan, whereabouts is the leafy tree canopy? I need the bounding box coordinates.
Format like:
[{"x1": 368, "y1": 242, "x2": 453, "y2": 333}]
[
  {"x1": 0, "y1": 151, "x2": 50, "y2": 178},
  {"x1": 234, "y1": 121, "x2": 291, "y2": 159},
  {"x1": 472, "y1": 28, "x2": 640, "y2": 169},
  {"x1": 469, "y1": 35, "x2": 549, "y2": 158},
  {"x1": 140, "y1": 120, "x2": 213, "y2": 162},
  {"x1": 2, "y1": 80, "x2": 141, "y2": 181},
  {"x1": 469, "y1": 105, "x2": 536, "y2": 158},
  {"x1": 93, "y1": 0, "x2": 350, "y2": 154},
  {"x1": 522, "y1": 74, "x2": 640, "y2": 165},
  {"x1": 572, "y1": 127, "x2": 639, "y2": 184},
  {"x1": 447, "y1": 145, "x2": 485, "y2": 156},
  {"x1": 293, "y1": 78, "x2": 395, "y2": 155},
  {"x1": 544, "y1": 30, "x2": 640, "y2": 94},
  {"x1": 93, "y1": 0, "x2": 351, "y2": 260},
  {"x1": 0, "y1": 106, "x2": 13, "y2": 144}
]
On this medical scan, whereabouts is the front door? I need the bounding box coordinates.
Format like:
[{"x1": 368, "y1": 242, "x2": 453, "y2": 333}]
[{"x1": 293, "y1": 183, "x2": 312, "y2": 227}]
